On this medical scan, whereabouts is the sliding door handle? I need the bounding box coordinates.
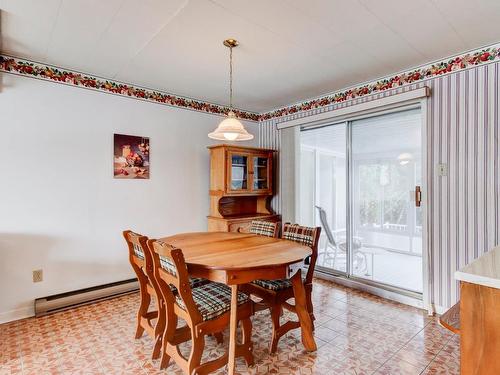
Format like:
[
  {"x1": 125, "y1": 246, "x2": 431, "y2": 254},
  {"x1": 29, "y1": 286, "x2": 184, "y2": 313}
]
[{"x1": 415, "y1": 186, "x2": 422, "y2": 207}]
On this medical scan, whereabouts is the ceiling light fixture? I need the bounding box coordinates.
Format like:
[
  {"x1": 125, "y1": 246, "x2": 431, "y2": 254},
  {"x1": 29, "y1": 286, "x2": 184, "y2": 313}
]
[
  {"x1": 397, "y1": 152, "x2": 413, "y2": 165},
  {"x1": 208, "y1": 39, "x2": 253, "y2": 141}
]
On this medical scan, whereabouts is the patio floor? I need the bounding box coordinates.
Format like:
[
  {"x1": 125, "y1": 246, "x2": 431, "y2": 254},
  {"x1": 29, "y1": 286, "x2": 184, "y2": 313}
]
[{"x1": 317, "y1": 245, "x2": 423, "y2": 293}]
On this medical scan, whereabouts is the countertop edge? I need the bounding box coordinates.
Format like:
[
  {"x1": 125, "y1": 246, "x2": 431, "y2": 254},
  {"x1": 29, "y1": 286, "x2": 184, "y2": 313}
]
[{"x1": 455, "y1": 270, "x2": 500, "y2": 289}]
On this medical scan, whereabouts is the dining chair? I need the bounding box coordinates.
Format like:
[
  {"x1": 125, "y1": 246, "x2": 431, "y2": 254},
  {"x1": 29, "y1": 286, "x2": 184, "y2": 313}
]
[
  {"x1": 148, "y1": 239, "x2": 255, "y2": 374},
  {"x1": 123, "y1": 230, "x2": 211, "y2": 362},
  {"x1": 123, "y1": 230, "x2": 164, "y2": 360},
  {"x1": 241, "y1": 223, "x2": 321, "y2": 353},
  {"x1": 239, "y1": 219, "x2": 280, "y2": 237}
]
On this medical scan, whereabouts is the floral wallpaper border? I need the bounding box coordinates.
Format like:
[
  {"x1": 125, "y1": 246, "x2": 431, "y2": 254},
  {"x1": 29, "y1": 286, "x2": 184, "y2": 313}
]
[
  {"x1": 2, "y1": 43, "x2": 500, "y2": 122},
  {"x1": 0, "y1": 54, "x2": 260, "y2": 122},
  {"x1": 260, "y1": 43, "x2": 500, "y2": 121}
]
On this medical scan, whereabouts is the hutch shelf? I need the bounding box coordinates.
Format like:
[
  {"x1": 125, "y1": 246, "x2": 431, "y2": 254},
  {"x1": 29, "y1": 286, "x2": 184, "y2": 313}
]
[{"x1": 207, "y1": 144, "x2": 280, "y2": 232}]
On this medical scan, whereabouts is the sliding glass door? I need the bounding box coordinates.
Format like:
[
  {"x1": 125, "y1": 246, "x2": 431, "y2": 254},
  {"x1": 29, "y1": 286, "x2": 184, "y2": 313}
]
[
  {"x1": 298, "y1": 108, "x2": 423, "y2": 294},
  {"x1": 300, "y1": 123, "x2": 347, "y2": 274},
  {"x1": 351, "y1": 110, "x2": 422, "y2": 292}
]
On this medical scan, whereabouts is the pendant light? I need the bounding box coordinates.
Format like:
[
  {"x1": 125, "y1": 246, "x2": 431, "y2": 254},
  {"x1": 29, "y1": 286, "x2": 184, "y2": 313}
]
[
  {"x1": 397, "y1": 152, "x2": 413, "y2": 165},
  {"x1": 208, "y1": 39, "x2": 253, "y2": 141}
]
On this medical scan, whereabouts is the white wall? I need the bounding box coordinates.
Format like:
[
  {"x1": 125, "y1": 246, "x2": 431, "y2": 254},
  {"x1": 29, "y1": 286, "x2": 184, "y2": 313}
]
[{"x1": 0, "y1": 74, "x2": 258, "y2": 323}]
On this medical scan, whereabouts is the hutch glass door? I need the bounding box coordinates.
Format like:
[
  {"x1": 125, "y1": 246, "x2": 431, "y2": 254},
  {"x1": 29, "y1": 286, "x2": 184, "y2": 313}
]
[
  {"x1": 230, "y1": 153, "x2": 249, "y2": 191},
  {"x1": 252, "y1": 156, "x2": 269, "y2": 191}
]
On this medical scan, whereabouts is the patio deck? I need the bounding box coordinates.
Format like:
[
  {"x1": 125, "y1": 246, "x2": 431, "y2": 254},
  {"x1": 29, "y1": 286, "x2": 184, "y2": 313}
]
[{"x1": 317, "y1": 243, "x2": 423, "y2": 293}]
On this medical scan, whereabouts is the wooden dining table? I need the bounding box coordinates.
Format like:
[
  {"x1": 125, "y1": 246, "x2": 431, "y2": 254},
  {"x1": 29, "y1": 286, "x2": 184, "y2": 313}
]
[{"x1": 159, "y1": 231, "x2": 317, "y2": 374}]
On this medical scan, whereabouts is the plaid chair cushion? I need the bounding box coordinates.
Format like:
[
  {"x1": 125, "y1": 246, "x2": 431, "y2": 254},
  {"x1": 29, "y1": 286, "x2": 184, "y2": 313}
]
[
  {"x1": 252, "y1": 224, "x2": 316, "y2": 292},
  {"x1": 169, "y1": 277, "x2": 208, "y2": 294},
  {"x1": 132, "y1": 243, "x2": 145, "y2": 260},
  {"x1": 159, "y1": 255, "x2": 177, "y2": 276},
  {"x1": 282, "y1": 224, "x2": 316, "y2": 248},
  {"x1": 250, "y1": 220, "x2": 277, "y2": 238},
  {"x1": 189, "y1": 277, "x2": 208, "y2": 289},
  {"x1": 176, "y1": 282, "x2": 249, "y2": 321},
  {"x1": 252, "y1": 278, "x2": 292, "y2": 291}
]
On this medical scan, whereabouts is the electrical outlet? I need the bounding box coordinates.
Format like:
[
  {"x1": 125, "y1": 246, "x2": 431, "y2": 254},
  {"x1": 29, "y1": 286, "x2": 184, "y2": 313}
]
[
  {"x1": 437, "y1": 163, "x2": 448, "y2": 176},
  {"x1": 33, "y1": 269, "x2": 43, "y2": 283}
]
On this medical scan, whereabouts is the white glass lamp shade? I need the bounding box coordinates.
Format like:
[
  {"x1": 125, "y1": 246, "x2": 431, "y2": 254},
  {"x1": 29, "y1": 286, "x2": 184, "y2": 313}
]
[
  {"x1": 397, "y1": 152, "x2": 413, "y2": 165},
  {"x1": 208, "y1": 111, "x2": 254, "y2": 141}
]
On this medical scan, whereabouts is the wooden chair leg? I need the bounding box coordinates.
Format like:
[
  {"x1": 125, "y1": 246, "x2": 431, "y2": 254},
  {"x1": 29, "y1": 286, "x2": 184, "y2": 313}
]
[
  {"x1": 135, "y1": 319, "x2": 145, "y2": 339},
  {"x1": 135, "y1": 283, "x2": 151, "y2": 339},
  {"x1": 240, "y1": 317, "x2": 254, "y2": 366},
  {"x1": 305, "y1": 287, "x2": 315, "y2": 331},
  {"x1": 269, "y1": 304, "x2": 282, "y2": 354},
  {"x1": 159, "y1": 347, "x2": 170, "y2": 370},
  {"x1": 152, "y1": 299, "x2": 166, "y2": 359},
  {"x1": 159, "y1": 328, "x2": 170, "y2": 370},
  {"x1": 188, "y1": 333, "x2": 205, "y2": 375},
  {"x1": 152, "y1": 335, "x2": 162, "y2": 360},
  {"x1": 291, "y1": 271, "x2": 316, "y2": 352}
]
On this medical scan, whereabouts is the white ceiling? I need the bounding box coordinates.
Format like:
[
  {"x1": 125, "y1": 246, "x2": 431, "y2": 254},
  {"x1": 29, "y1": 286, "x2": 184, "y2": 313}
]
[{"x1": 1, "y1": 0, "x2": 500, "y2": 113}]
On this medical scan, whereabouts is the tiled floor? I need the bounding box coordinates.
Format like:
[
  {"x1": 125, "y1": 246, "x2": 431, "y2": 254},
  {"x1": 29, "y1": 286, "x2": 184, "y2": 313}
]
[{"x1": 0, "y1": 279, "x2": 460, "y2": 374}]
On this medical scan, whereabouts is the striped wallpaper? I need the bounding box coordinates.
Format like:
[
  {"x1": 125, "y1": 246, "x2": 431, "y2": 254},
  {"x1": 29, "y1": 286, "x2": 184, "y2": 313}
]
[{"x1": 259, "y1": 61, "x2": 500, "y2": 311}]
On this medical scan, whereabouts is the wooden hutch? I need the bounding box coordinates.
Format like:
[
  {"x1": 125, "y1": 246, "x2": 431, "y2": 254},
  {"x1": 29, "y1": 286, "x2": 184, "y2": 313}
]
[{"x1": 207, "y1": 144, "x2": 280, "y2": 232}]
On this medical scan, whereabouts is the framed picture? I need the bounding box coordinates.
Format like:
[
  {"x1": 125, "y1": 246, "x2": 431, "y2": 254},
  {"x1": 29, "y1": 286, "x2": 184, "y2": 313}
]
[{"x1": 113, "y1": 133, "x2": 150, "y2": 179}]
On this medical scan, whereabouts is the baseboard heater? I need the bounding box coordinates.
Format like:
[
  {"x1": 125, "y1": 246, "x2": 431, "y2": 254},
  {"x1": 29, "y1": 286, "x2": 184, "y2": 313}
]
[{"x1": 34, "y1": 278, "x2": 139, "y2": 317}]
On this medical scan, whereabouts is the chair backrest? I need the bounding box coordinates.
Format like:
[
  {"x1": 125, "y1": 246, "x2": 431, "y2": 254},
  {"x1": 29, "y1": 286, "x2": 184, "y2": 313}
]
[
  {"x1": 315, "y1": 206, "x2": 337, "y2": 246},
  {"x1": 249, "y1": 220, "x2": 280, "y2": 238},
  {"x1": 148, "y1": 239, "x2": 203, "y2": 326},
  {"x1": 123, "y1": 230, "x2": 152, "y2": 285},
  {"x1": 282, "y1": 223, "x2": 321, "y2": 284}
]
